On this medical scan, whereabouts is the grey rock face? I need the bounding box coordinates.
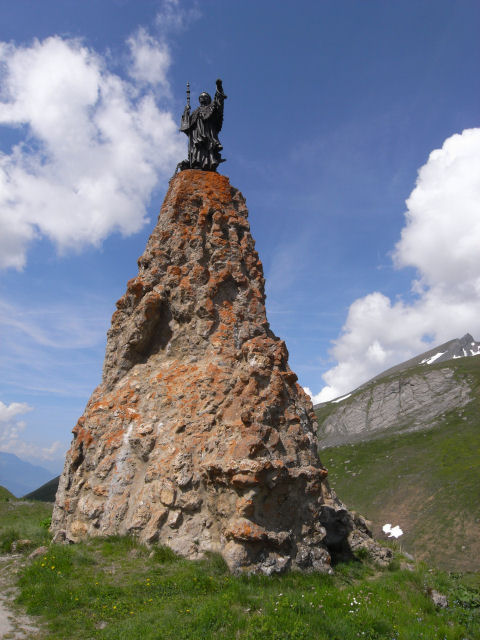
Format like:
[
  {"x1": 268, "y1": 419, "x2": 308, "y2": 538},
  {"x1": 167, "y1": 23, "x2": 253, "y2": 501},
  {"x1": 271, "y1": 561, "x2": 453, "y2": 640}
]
[{"x1": 319, "y1": 367, "x2": 471, "y2": 448}]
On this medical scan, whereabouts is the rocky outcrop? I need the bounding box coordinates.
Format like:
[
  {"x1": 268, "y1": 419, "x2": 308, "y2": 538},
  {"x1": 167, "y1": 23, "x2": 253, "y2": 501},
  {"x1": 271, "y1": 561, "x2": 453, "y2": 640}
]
[
  {"x1": 318, "y1": 367, "x2": 472, "y2": 448},
  {"x1": 353, "y1": 333, "x2": 480, "y2": 388},
  {"x1": 418, "y1": 333, "x2": 480, "y2": 365},
  {"x1": 52, "y1": 170, "x2": 384, "y2": 574}
]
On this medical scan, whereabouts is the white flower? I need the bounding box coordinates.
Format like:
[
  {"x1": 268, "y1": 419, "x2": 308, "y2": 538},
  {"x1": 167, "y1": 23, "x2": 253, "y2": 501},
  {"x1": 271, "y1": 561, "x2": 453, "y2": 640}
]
[{"x1": 383, "y1": 523, "x2": 403, "y2": 538}]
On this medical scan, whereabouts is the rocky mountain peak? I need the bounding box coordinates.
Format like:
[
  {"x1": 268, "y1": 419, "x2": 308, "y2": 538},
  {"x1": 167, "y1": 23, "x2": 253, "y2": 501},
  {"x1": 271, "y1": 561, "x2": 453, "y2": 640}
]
[
  {"x1": 52, "y1": 170, "x2": 385, "y2": 574},
  {"x1": 420, "y1": 332, "x2": 480, "y2": 366}
]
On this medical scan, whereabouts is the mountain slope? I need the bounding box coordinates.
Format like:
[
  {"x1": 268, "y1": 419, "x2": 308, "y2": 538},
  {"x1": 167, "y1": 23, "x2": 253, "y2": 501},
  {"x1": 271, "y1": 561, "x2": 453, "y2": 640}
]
[
  {"x1": 316, "y1": 360, "x2": 473, "y2": 448},
  {"x1": 315, "y1": 353, "x2": 480, "y2": 571},
  {"x1": 23, "y1": 475, "x2": 60, "y2": 502},
  {"x1": 0, "y1": 485, "x2": 15, "y2": 501},
  {"x1": 0, "y1": 452, "x2": 55, "y2": 498}
]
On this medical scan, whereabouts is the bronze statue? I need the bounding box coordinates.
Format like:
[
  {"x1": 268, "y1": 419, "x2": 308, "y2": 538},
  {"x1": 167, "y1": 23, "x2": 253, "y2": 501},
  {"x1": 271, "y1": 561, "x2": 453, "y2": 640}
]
[{"x1": 177, "y1": 78, "x2": 227, "y2": 173}]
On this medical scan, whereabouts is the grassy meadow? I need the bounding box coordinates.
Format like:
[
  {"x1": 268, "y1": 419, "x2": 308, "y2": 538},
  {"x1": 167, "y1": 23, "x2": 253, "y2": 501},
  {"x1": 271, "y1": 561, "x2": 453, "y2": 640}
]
[
  {"x1": 0, "y1": 488, "x2": 52, "y2": 553},
  {"x1": 1, "y1": 493, "x2": 479, "y2": 639}
]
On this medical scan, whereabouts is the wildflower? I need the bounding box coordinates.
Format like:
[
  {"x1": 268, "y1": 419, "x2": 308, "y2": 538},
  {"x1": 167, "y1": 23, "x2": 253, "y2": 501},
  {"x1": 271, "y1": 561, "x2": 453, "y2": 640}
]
[{"x1": 382, "y1": 523, "x2": 403, "y2": 538}]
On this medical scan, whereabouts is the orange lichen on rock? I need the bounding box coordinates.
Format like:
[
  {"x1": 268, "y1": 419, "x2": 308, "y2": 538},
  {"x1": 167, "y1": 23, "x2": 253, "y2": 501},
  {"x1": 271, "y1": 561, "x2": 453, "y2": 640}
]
[{"x1": 52, "y1": 169, "x2": 389, "y2": 574}]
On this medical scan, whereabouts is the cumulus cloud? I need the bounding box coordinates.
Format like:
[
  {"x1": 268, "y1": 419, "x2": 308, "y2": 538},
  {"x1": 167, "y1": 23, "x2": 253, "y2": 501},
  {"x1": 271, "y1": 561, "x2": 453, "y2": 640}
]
[
  {"x1": 315, "y1": 128, "x2": 480, "y2": 402},
  {"x1": 0, "y1": 400, "x2": 32, "y2": 432},
  {"x1": 0, "y1": 400, "x2": 63, "y2": 463},
  {"x1": 127, "y1": 28, "x2": 171, "y2": 89},
  {"x1": 0, "y1": 30, "x2": 184, "y2": 270}
]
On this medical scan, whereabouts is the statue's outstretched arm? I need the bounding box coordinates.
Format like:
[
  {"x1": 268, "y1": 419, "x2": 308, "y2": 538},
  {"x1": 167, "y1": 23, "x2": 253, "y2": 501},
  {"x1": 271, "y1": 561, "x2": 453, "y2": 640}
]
[{"x1": 215, "y1": 78, "x2": 227, "y2": 101}]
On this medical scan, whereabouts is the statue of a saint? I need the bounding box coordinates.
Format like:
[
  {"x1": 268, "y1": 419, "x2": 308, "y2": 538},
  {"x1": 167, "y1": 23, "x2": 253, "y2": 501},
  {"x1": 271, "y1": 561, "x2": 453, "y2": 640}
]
[{"x1": 178, "y1": 78, "x2": 227, "y2": 172}]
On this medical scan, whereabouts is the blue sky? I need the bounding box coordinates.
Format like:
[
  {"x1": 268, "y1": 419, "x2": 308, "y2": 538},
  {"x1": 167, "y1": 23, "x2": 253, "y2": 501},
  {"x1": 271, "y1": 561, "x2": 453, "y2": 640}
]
[{"x1": 0, "y1": 0, "x2": 479, "y2": 474}]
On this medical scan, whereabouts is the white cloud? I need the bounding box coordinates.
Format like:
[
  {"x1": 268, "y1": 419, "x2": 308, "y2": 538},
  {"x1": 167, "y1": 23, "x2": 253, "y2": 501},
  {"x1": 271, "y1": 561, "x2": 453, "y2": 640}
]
[
  {"x1": 0, "y1": 32, "x2": 184, "y2": 270},
  {"x1": 0, "y1": 400, "x2": 32, "y2": 429},
  {"x1": 316, "y1": 128, "x2": 480, "y2": 401},
  {"x1": 155, "y1": 0, "x2": 200, "y2": 34},
  {"x1": 0, "y1": 400, "x2": 63, "y2": 463},
  {"x1": 394, "y1": 128, "x2": 480, "y2": 287},
  {"x1": 127, "y1": 28, "x2": 171, "y2": 89}
]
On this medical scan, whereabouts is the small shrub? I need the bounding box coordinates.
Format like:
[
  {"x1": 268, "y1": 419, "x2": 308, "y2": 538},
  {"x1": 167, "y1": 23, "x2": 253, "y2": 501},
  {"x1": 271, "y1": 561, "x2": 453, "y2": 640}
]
[
  {"x1": 0, "y1": 527, "x2": 20, "y2": 552},
  {"x1": 153, "y1": 545, "x2": 180, "y2": 564},
  {"x1": 450, "y1": 584, "x2": 480, "y2": 609},
  {"x1": 388, "y1": 557, "x2": 401, "y2": 572},
  {"x1": 354, "y1": 547, "x2": 370, "y2": 560}
]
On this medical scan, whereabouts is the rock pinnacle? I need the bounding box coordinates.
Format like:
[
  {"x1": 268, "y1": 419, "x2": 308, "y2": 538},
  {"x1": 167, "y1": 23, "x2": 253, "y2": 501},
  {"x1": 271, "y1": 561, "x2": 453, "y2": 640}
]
[{"x1": 52, "y1": 170, "x2": 387, "y2": 573}]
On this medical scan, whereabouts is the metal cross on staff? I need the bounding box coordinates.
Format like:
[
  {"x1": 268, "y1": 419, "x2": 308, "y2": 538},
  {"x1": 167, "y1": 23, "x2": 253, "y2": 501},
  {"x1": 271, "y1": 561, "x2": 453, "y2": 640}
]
[{"x1": 186, "y1": 82, "x2": 192, "y2": 167}]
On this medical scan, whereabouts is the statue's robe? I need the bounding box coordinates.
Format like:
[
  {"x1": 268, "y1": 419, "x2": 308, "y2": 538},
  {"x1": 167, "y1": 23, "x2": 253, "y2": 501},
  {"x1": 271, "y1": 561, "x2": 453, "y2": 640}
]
[{"x1": 180, "y1": 90, "x2": 225, "y2": 171}]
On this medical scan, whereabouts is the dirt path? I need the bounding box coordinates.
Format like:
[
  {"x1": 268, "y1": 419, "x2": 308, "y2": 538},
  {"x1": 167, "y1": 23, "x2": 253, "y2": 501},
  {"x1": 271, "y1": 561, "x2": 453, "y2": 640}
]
[{"x1": 0, "y1": 554, "x2": 44, "y2": 639}]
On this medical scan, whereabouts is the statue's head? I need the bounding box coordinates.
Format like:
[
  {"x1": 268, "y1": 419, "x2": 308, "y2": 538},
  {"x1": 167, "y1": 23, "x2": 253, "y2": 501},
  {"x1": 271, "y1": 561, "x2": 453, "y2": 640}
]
[{"x1": 199, "y1": 92, "x2": 211, "y2": 106}]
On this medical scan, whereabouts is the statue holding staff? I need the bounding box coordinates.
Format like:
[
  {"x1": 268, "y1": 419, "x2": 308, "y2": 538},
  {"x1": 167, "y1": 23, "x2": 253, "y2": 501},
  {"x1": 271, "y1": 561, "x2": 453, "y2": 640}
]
[{"x1": 178, "y1": 78, "x2": 227, "y2": 172}]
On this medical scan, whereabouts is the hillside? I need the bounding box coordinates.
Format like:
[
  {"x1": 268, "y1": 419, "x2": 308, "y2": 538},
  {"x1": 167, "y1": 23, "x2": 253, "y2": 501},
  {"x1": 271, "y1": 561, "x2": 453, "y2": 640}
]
[
  {"x1": 0, "y1": 485, "x2": 15, "y2": 501},
  {"x1": 315, "y1": 356, "x2": 480, "y2": 571},
  {"x1": 316, "y1": 357, "x2": 476, "y2": 448},
  {"x1": 23, "y1": 476, "x2": 60, "y2": 503}
]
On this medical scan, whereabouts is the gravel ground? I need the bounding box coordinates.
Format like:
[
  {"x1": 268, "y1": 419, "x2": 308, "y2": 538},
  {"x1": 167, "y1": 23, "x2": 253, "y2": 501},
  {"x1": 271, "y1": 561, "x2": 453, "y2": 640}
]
[{"x1": 0, "y1": 554, "x2": 44, "y2": 639}]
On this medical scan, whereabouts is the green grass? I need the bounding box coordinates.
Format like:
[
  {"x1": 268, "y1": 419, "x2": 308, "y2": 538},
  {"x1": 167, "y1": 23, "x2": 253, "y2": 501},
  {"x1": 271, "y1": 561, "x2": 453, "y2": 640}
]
[
  {"x1": 316, "y1": 359, "x2": 480, "y2": 571},
  {"x1": 13, "y1": 536, "x2": 479, "y2": 639},
  {"x1": 0, "y1": 492, "x2": 53, "y2": 552},
  {"x1": 2, "y1": 482, "x2": 479, "y2": 638},
  {"x1": 0, "y1": 485, "x2": 16, "y2": 501}
]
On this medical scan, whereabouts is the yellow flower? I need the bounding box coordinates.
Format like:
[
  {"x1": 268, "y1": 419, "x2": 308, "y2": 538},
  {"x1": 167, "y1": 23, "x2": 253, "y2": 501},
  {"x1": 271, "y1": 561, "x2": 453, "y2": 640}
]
[{"x1": 51, "y1": 566, "x2": 55, "y2": 570}]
